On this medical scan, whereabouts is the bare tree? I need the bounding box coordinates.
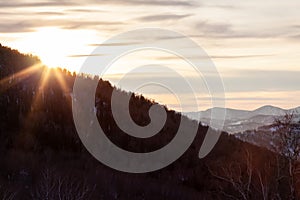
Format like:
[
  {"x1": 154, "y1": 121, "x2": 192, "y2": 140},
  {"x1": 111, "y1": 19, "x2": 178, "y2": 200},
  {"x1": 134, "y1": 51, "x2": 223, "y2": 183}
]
[
  {"x1": 208, "y1": 149, "x2": 254, "y2": 200},
  {"x1": 254, "y1": 161, "x2": 274, "y2": 200},
  {"x1": 57, "y1": 176, "x2": 95, "y2": 200},
  {"x1": 0, "y1": 185, "x2": 17, "y2": 200},
  {"x1": 31, "y1": 168, "x2": 56, "y2": 200},
  {"x1": 31, "y1": 168, "x2": 95, "y2": 200},
  {"x1": 273, "y1": 113, "x2": 300, "y2": 200}
]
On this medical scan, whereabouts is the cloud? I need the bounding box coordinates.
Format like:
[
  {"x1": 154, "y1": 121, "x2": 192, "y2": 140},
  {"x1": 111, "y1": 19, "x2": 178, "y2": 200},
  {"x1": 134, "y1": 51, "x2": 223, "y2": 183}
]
[
  {"x1": 84, "y1": 0, "x2": 197, "y2": 7},
  {"x1": 0, "y1": 0, "x2": 197, "y2": 14},
  {"x1": 211, "y1": 54, "x2": 275, "y2": 59},
  {"x1": 35, "y1": 11, "x2": 65, "y2": 16},
  {"x1": 136, "y1": 14, "x2": 192, "y2": 22},
  {"x1": 184, "y1": 96, "x2": 283, "y2": 102},
  {"x1": 64, "y1": 8, "x2": 108, "y2": 13},
  {"x1": 103, "y1": 69, "x2": 300, "y2": 95},
  {"x1": 193, "y1": 21, "x2": 300, "y2": 40},
  {"x1": 288, "y1": 33, "x2": 300, "y2": 40},
  {"x1": 195, "y1": 21, "x2": 233, "y2": 35},
  {"x1": 207, "y1": 4, "x2": 237, "y2": 10},
  {"x1": 88, "y1": 42, "x2": 140, "y2": 46},
  {"x1": 61, "y1": 20, "x2": 125, "y2": 29},
  {"x1": 290, "y1": 25, "x2": 300, "y2": 29},
  {"x1": 0, "y1": 21, "x2": 34, "y2": 33},
  {"x1": 0, "y1": 11, "x2": 65, "y2": 17},
  {"x1": 0, "y1": 1, "x2": 76, "y2": 8},
  {"x1": 156, "y1": 54, "x2": 275, "y2": 61},
  {"x1": 0, "y1": 19, "x2": 125, "y2": 33},
  {"x1": 221, "y1": 70, "x2": 300, "y2": 92},
  {"x1": 219, "y1": 97, "x2": 283, "y2": 101},
  {"x1": 67, "y1": 54, "x2": 105, "y2": 57}
]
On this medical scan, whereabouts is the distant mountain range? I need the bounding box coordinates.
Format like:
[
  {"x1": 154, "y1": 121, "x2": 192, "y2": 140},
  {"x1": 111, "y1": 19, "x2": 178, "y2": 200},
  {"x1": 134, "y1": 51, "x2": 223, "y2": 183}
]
[{"x1": 184, "y1": 105, "x2": 300, "y2": 133}]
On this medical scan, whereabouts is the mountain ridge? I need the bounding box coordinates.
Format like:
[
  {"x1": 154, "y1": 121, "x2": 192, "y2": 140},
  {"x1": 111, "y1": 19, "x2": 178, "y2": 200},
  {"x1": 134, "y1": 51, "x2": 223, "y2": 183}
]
[
  {"x1": 184, "y1": 105, "x2": 300, "y2": 133},
  {"x1": 185, "y1": 105, "x2": 300, "y2": 120}
]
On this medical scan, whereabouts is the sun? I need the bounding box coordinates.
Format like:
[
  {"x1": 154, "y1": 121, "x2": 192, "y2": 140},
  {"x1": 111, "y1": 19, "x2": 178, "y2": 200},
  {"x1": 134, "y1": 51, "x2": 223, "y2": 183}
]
[{"x1": 10, "y1": 27, "x2": 98, "y2": 72}]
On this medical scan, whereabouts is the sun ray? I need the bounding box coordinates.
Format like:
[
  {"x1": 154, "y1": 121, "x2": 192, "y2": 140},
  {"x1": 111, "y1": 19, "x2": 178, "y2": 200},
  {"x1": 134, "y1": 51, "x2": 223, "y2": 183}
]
[
  {"x1": 32, "y1": 67, "x2": 52, "y2": 109},
  {"x1": 0, "y1": 63, "x2": 43, "y2": 92},
  {"x1": 16, "y1": 66, "x2": 52, "y2": 149},
  {"x1": 54, "y1": 69, "x2": 70, "y2": 94},
  {"x1": 21, "y1": 67, "x2": 71, "y2": 132},
  {"x1": 23, "y1": 67, "x2": 51, "y2": 127},
  {"x1": 10, "y1": 65, "x2": 72, "y2": 148}
]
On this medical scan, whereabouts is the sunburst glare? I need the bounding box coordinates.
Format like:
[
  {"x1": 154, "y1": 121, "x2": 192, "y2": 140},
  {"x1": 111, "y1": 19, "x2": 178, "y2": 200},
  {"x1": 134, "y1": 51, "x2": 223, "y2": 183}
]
[{"x1": 0, "y1": 63, "x2": 43, "y2": 92}]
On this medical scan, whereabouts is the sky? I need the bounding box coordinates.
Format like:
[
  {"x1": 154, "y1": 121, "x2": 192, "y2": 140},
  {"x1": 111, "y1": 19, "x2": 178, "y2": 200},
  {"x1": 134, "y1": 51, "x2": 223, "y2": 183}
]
[{"x1": 1, "y1": 0, "x2": 300, "y2": 112}]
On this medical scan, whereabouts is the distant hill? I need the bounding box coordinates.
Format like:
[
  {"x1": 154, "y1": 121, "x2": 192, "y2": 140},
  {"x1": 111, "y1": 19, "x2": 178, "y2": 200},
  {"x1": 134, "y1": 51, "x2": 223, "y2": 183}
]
[
  {"x1": 185, "y1": 105, "x2": 300, "y2": 133},
  {"x1": 0, "y1": 43, "x2": 297, "y2": 199}
]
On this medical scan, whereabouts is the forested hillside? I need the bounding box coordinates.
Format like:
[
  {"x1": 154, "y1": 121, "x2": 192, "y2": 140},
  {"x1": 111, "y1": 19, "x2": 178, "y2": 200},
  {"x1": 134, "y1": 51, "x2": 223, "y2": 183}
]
[{"x1": 0, "y1": 44, "x2": 298, "y2": 199}]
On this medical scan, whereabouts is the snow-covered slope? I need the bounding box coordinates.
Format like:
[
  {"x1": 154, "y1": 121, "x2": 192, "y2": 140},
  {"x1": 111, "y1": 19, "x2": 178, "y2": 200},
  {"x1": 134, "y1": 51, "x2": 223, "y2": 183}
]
[
  {"x1": 235, "y1": 123, "x2": 300, "y2": 156},
  {"x1": 292, "y1": 106, "x2": 300, "y2": 114},
  {"x1": 184, "y1": 105, "x2": 300, "y2": 133},
  {"x1": 251, "y1": 105, "x2": 286, "y2": 116}
]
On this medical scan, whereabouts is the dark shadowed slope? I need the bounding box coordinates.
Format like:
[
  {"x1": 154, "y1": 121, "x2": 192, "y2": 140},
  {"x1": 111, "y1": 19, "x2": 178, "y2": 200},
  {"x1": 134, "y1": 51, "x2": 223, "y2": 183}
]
[{"x1": 0, "y1": 44, "x2": 297, "y2": 199}]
